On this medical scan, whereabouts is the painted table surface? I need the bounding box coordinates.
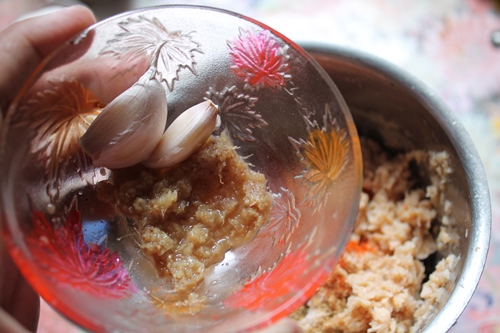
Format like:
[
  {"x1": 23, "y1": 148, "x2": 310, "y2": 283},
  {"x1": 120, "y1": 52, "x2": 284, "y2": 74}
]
[{"x1": 1, "y1": 0, "x2": 500, "y2": 332}]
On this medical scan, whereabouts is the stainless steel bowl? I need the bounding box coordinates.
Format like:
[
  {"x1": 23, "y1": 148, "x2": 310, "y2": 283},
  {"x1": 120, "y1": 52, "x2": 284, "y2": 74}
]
[{"x1": 302, "y1": 44, "x2": 491, "y2": 332}]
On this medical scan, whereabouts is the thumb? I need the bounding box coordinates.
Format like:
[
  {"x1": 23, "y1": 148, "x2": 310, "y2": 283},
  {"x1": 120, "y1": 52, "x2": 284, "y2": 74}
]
[
  {"x1": 0, "y1": 5, "x2": 96, "y2": 111},
  {"x1": 256, "y1": 319, "x2": 304, "y2": 333}
]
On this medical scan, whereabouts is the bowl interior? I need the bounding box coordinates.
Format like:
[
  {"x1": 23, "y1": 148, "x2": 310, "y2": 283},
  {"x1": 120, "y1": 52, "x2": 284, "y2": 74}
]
[
  {"x1": 304, "y1": 44, "x2": 490, "y2": 332},
  {"x1": 0, "y1": 7, "x2": 361, "y2": 333}
]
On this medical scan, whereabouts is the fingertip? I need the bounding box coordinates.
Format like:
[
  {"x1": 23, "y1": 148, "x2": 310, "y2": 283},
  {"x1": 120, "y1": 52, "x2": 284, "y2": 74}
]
[
  {"x1": 13, "y1": 4, "x2": 95, "y2": 25},
  {"x1": 0, "y1": 4, "x2": 96, "y2": 110},
  {"x1": 257, "y1": 319, "x2": 304, "y2": 333},
  {"x1": 274, "y1": 319, "x2": 304, "y2": 333},
  {"x1": 22, "y1": 5, "x2": 96, "y2": 56},
  {"x1": 62, "y1": 5, "x2": 97, "y2": 29},
  {"x1": 1, "y1": 4, "x2": 96, "y2": 59}
]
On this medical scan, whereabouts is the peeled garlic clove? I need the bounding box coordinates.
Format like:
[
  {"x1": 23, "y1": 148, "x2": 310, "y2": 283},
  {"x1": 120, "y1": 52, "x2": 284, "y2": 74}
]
[
  {"x1": 80, "y1": 72, "x2": 167, "y2": 169},
  {"x1": 214, "y1": 114, "x2": 222, "y2": 132},
  {"x1": 144, "y1": 100, "x2": 218, "y2": 168}
]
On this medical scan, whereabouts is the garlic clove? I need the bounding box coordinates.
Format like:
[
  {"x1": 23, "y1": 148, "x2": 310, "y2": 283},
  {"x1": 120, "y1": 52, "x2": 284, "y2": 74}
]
[
  {"x1": 214, "y1": 114, "x2": 222, "y2": 132},
  {"x1": 144, "y1": 100, "x2": 219, "y2": 169},
  {"x1": 80, "y1": 71, "x2": 168, "y2": 169}
]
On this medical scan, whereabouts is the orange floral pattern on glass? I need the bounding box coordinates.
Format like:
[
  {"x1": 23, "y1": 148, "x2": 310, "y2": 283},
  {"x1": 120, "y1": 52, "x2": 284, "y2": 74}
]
[
  {"x1": 290, "y1": 104, "x2": 350, "y2": 212},
  {"x1": 228, "y1": 29, "x2": 290, "y2": 89},
  {"x1": 26, "y1": 208, "x2": 136, "y2": 298}
]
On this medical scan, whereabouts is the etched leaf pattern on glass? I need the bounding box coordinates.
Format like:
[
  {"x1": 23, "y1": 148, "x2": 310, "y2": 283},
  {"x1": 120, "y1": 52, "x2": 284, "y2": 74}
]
[
  {"x1": 101, "y1": 15, "x2": 202, "y2": 91},
  {"x1": 290, "y1": 104, "x2": 350, "y2": 213},
  {"x1": 17, "y1": 80, "x2": 104, "y2": 199},
  {"x1": 205, "y1": 85, "x2": 267, "y2": 142},
  {"x1": 256, "y1": 188, "x2": 301, "y2": 246}
]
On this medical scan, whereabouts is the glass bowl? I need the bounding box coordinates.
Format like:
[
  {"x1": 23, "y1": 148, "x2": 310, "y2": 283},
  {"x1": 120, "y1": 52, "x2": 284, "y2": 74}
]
[{"x1": 0, "y1": 6, "x2": 362, "y2": 333}]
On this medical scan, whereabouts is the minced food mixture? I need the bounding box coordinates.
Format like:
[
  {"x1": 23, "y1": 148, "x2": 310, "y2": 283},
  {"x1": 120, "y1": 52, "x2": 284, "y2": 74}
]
[
  {"x1": 290, "y1": 138, "x2": 458, "y2": 333},
  {"x1": 98, "y1": 133, "x2": 273, "y2": 306}
]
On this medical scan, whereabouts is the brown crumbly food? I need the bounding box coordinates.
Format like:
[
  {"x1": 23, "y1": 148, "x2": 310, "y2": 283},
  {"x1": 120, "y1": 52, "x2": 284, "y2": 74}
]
[
  {"x1": 290, "y1": 139, "x2": 458, "y2": 333},
  {"x1": 98, "y1": 133, "x2": 272, "y2": 298}
]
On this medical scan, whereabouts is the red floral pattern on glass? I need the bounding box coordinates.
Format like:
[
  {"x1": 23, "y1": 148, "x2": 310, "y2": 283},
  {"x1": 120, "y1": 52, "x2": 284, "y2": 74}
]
[
  {"x1": 26, "y1": 208, "x2": 135, "y2": 298},
  {"x1": 225, "y1": 248, "x2": 327, "y2": 311},
  {"x1": 228, "y1": 29, "x2": 290, "y2": 89}
]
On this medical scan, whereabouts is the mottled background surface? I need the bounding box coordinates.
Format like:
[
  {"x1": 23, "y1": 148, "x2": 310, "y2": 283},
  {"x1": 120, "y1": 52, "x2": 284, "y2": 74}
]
[{"x1": 1, "y1": 0, "x2": 499, "y2": 332}]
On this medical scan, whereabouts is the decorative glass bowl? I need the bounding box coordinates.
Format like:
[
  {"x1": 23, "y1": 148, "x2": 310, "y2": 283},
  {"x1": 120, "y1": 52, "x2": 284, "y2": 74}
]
[{"x1": 0, "y1": 6, "x2": 361, "y2": 333}]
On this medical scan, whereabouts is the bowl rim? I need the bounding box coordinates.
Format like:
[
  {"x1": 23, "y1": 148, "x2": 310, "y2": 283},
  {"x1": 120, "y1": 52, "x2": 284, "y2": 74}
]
[{"x1": 300, "y1": 42, "x2": 492, "y2": 332}]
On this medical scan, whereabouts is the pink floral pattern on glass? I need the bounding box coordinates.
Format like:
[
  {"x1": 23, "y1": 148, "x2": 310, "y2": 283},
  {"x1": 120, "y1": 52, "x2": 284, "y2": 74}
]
[
  {"x1": 228, "y1": 29, "x2": 290, "y2": 89},
  {"x1": 26, "y1": 207, "x2": 136, "y2": 298}
]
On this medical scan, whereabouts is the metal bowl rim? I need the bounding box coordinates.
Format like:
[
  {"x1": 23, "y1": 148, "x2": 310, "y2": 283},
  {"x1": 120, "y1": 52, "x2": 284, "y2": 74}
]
[{"x1": 301, "y1": 42, "x2": 492, "y2": 332}]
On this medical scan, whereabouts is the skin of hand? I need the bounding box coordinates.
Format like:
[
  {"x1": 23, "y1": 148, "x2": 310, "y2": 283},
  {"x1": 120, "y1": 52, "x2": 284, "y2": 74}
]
[
  {"x1": 0, "y1": 5, "x2": 303, "y2": 333},
  {"x1": 0, "y1": 6, "x2": 96, "y2": 333}
]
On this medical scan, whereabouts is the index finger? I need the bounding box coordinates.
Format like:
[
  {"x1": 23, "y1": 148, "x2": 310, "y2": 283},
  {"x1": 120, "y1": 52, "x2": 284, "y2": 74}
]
[{"x1": 0, "y1": 5, "x2": 96, "y2": 111}]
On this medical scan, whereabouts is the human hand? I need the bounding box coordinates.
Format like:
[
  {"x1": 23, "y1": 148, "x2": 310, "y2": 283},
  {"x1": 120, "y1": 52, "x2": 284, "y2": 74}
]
[
  {"x1": 255, "y1": 319, "x2": 304, "y2": 333},
  {"x1": 0, "y1": 5, "x2": 96, "y2": 112},
  {"x1": 0, "y1": 5, "x2": 96, "y2": 333}
]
